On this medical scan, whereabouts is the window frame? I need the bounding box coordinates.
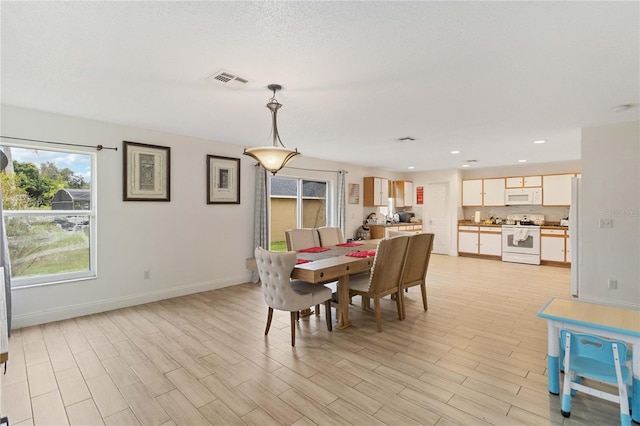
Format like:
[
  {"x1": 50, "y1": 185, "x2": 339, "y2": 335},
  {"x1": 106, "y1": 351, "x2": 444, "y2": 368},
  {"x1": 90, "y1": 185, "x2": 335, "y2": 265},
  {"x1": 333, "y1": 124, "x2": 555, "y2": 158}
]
[{"x1": 2, "y1": 142, "x2": 97, "y2": 289}]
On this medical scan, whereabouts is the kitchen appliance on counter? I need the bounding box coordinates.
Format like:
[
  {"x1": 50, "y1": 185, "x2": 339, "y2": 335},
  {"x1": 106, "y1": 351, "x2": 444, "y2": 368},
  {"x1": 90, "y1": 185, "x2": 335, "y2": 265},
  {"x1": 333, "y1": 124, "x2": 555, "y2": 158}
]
[
  {"x1": 501, "y1": 214, "x2": 544, "y2": 265},
  {"x1": 505, "y1": 188, "x2": 543, "y2": 205}
]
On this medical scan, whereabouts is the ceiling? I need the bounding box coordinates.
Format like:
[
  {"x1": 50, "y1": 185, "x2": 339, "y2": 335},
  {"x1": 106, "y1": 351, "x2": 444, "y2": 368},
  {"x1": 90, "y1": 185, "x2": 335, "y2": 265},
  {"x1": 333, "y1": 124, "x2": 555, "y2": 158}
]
[{"x1": 1, "y1": 1, "x2": 638, "y2": 172}]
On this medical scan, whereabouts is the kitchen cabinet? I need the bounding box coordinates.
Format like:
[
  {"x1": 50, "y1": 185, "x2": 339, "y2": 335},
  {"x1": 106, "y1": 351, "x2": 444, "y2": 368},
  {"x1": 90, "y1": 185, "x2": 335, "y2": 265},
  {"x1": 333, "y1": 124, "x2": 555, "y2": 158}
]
[
  {"x1": 479, "y1": 228, "x2": 502, "y2": 256},
  {"x1": 483, "y1": 178, "x2": 506, "y2": 206},
  {"x1": 462, "y1": 179, "x2": 483, "y2": 206},
  {"x1": 458, "y1": 225, "x2": 501, "y2": 257},
  {"x1": 462, "y1": 178, "x2": 505, "y2": 206},
  {"x1": 506, "y1": 175, "x2": 542, "y2": 188},
  {"x1": 369, "y1": 224, "x2": 422, "y2": 239},
  {"x1": 543, "y1": 174, "x2": 575, "y2": 206},
  {"x1": 541, "y1": 228, "x2": 570, "y2": 265},
  {"x1": 393, "y1": 180, "x2": 414, "y2": 207},
  {"x1": 363, "y1": 177, "x2": 389, "y2": 206},
  {"x1": 458, "y1": 226, "x2": 479, "y2": 253}
]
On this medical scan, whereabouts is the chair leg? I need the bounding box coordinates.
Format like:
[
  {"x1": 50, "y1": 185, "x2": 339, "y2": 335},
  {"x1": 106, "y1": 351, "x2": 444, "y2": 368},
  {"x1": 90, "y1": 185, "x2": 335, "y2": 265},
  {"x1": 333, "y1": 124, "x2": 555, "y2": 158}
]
[
  {"x1": 315, "y1": 304, "x2": 320, "y2": 316},
  {"x1": 374, "y1": 297, "x2": 383, "y2": 332},
  {"x1": 561, "y1": 332, "x2": 572, "y2": 417},
  {"x1": 265, "y1": 307, "x2": 274, "y2": 335},
  {"x1": 325, "y1": 300, "x2": 332, "y2": 332},
  {"x1": 395, "y1": 290, "x2": 403, "y2": 321},
  {"x1": 290, "y1": 311, "x2": 297, "y2": 347},
  {"x1": 420, "y1": 283, "x2": 428, "y2": 311}
]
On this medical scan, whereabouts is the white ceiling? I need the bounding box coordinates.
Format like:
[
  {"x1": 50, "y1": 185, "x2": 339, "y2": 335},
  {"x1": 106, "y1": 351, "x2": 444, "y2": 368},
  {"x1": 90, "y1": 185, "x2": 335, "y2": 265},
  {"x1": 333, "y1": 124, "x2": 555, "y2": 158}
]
[{"x1": 1, "y1": 1, "x2": 638, "y2": 172}]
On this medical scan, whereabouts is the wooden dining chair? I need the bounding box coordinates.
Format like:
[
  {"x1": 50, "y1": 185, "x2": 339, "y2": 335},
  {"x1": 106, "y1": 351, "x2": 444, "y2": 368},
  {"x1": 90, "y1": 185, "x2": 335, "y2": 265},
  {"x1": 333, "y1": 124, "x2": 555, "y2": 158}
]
[
  {"x1": 348, "y1": 235, "x2": 410, "y2": 332},
  {"x1": 254, "y1": 247, "x2": 333, "y2": 346},
  {"x1": 398, "y1": 233, "x2": 434, "y2": 320},
  {"x1": 285, "y1": 228, "x2": 320, "y2": 251},
  {"x1": 317, "y1": 226, "x2": 345, "y2": 247}
]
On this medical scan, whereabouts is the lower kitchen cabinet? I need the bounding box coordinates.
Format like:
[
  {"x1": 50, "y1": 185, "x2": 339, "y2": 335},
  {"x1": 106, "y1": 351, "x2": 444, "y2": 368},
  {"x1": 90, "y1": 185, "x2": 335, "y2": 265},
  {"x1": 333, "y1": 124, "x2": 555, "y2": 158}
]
[
  {"x1": 458, "y1": 225, "x2": 502, "y2": 258},
  {"x1": 540, "y1": 228, "x2": 570, "y2": 266}
]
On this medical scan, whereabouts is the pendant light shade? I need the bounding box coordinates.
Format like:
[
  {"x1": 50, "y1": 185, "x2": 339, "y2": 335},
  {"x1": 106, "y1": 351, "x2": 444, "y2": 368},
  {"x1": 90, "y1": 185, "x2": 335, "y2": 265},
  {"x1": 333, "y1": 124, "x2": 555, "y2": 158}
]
[{"x1": 243, "y1": 84, "x2": 300, "y2": 174}]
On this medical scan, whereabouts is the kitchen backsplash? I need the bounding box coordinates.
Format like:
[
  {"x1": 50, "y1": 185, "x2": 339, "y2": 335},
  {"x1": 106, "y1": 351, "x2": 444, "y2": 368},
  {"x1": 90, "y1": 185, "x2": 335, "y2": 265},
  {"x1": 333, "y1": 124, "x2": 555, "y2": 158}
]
[{"x1": 462, "y1": 205, "x2": 570, "y2": 223}]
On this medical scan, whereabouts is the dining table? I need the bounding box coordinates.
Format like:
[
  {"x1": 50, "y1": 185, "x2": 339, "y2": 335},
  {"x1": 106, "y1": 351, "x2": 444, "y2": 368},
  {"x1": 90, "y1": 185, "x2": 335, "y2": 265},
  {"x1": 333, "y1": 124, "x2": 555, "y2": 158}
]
[{"x1": 292, "y1": 241, "x2": 379, "y2": 329}]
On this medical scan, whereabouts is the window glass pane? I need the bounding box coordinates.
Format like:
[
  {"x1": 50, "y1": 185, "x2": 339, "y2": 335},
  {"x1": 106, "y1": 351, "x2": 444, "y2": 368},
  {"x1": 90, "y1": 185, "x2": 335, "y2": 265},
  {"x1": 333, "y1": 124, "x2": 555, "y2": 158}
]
[
  {"x1": 1, "y1": 144, "x2": 95, "y2": 286},
  {"x1": 270, "y1": 177, "x2": 298, "y2": 251},
  {"x1": 302, "y1": 180, "x2": 326, "y2": 228},
  {"x1": 6, "y1": 215, "x2": 91, "y2": 279}
]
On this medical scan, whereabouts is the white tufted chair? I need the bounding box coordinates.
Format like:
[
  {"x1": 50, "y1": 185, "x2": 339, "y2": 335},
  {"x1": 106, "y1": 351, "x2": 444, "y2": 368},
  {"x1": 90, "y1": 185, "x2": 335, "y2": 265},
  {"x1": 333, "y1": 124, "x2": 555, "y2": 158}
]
[{"x1": 254, "y1": 247, "x2": 333, "y2": 346}]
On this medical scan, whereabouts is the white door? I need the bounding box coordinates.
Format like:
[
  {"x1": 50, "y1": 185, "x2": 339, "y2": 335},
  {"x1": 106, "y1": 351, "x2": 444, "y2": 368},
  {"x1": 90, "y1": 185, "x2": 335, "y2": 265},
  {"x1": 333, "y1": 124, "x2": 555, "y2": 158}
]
[{"x1": 425, "y1": 182, "x2": 451, "y2": 255}]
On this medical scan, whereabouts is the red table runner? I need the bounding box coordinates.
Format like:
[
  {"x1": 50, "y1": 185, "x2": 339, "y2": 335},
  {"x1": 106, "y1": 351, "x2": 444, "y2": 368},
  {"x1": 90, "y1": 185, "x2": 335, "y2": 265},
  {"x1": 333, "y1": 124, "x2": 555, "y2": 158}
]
[
  {"x1": 346, "y1": 250, "x2": 376, "y2": 258},
  {"x1": 299, "y1": 247, "x2": 330, "y2": 253}
]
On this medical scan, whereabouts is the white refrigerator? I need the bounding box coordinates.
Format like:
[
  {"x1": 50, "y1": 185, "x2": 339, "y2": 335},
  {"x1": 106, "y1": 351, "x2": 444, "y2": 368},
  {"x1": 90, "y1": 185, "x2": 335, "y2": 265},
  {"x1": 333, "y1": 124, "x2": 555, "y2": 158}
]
[{"x1": 570, "y1": 177, "x2": 581, "y2": 297}]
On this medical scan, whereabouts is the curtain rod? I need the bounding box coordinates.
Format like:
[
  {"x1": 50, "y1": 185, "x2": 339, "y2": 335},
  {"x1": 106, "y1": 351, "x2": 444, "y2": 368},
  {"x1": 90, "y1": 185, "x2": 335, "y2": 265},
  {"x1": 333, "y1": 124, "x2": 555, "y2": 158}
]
[
  {"x1": 0, "y1": 135, "x2": 118, "y2": 151},
  {"x1": 254, "y1": 163, "x2": 347, "y2": 174}
]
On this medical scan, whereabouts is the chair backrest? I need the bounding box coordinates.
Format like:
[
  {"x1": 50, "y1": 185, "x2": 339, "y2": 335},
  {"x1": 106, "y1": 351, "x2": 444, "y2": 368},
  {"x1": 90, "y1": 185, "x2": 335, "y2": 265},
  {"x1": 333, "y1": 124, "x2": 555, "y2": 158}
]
[
  {"x1": 285, "y1": 228, "x2": 320, "y2": 251},
  {"x1": 317, "y1": 227, "x2": 345, "y2": 246},
  {"x1": 560, "y1": 329, "x2": 628, "y2": 370},
  {"x1": 365, "y1": 235, "x2": 411, "y2": 295},
  {"x1": 386, "y1": 229, "x2": 414, "y2": 239},
  {"x1": 254, "y1": 247, "x2": 298, "y2": 311},
  {"x1": 401, "y1": 233, "x2": 434, "y2": 286}
]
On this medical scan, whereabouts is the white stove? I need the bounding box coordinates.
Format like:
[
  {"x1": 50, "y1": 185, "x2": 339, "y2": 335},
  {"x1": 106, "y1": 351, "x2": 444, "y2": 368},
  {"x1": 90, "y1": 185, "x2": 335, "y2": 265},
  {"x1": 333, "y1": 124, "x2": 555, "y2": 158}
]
[{"x1": 501, "y1": 214, "x2": 544, "y2": 265}]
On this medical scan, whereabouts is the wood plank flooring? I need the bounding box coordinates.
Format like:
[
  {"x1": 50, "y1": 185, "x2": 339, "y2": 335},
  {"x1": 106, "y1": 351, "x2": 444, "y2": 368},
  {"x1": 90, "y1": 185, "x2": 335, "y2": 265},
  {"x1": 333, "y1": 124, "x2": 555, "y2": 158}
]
[{"x1": 2, "y1": 255, "x2": 624, "y2": 425}]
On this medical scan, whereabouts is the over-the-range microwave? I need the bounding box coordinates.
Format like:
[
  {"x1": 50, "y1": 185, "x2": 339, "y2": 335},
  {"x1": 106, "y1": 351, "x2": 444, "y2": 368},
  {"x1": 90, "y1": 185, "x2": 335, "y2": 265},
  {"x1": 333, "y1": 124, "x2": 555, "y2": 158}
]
[{"x1": 504, "y1": 188, "x2": 543, "y2": 205}]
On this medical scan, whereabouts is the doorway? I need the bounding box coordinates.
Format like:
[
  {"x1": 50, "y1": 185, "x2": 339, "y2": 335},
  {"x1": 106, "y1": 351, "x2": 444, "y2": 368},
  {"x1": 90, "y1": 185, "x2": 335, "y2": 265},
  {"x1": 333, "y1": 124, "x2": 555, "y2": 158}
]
[{"x1": 424, "y1": 182, "x2": 452, "y2": 255}]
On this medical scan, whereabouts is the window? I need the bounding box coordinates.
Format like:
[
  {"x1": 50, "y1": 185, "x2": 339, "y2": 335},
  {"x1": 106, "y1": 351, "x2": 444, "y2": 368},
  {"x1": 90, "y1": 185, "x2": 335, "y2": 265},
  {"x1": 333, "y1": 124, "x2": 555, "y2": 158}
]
[
  {"x1": 270, "y1": 176, "x2": 329, "y2": 250},
  {"x1": 1, "y1": 144, "x2": 96, "y2": 287}
]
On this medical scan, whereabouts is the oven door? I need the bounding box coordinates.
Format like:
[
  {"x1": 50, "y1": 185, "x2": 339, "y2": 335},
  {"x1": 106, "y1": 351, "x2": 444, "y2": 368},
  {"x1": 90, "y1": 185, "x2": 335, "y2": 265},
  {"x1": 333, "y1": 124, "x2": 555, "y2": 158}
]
[{"x1": 502, "y1": 228, "x2": 540, "y2": 254}]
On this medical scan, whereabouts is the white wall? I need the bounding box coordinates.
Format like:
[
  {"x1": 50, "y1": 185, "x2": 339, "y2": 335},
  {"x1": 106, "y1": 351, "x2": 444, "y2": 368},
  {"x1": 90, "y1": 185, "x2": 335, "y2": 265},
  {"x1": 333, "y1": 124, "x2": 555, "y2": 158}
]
[
  {"x1": 578, "y1": 121, "x2": 640, "y2": 307},
  {"x1": 1, "y1": 105, "x2": 397, "y2": 328}
]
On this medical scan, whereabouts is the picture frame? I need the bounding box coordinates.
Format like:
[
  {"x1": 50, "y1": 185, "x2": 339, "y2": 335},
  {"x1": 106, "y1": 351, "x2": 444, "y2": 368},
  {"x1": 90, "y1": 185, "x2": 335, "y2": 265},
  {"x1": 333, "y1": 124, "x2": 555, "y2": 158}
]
[
  {"x1": 207, "y1": 155, "x2": 240, "y2": 204},
  {"x1": 123, "y1": 141, "x2": 171, "y2": 201},
  {"x1": 348, "y1": 183, "x2": 360, "y2": 204}
]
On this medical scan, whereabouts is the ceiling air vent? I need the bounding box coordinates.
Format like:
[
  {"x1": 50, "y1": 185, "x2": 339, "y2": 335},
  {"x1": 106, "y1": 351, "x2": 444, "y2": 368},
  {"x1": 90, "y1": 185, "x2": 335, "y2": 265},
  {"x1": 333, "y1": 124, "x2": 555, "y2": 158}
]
[
  {"x1": 206, "y1": 70, "x2": 250, "y2": 89},
  {"x1": 397, "y1": 136, "x2": 416, "y2": 142}
]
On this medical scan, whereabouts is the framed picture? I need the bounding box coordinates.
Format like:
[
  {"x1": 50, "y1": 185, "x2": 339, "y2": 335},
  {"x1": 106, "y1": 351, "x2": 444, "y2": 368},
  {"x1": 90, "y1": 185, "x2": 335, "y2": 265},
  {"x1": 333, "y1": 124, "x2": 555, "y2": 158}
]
[
  {"x1": 348, "y1": 183, "x2": 360, "y2": 204},
  {"x1": 123, "y1": 141, "x2": 171, "y2": 201},
  {"x1": 207, "y1": 155, "x2": 240, "y2": 204}
]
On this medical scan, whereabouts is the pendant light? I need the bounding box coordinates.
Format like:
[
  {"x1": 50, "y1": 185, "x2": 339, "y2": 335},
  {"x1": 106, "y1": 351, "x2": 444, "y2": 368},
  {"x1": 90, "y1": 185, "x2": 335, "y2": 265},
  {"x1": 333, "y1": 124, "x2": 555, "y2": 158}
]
[{"x1": 243, "y1": 84, "x2": 300, "y2": 174}]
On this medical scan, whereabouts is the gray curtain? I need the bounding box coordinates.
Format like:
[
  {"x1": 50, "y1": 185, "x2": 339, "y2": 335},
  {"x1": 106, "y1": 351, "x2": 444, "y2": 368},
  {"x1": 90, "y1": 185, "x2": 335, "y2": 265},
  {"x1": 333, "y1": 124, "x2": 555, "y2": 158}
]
[
  {"x1": 0, "y1": 179, "x2": 11, "y2": 335},
  {"x1": 252, "y1": 165, "x2": 268, "y2": 282},
  {"x1": 337, "y1": 170, "x2": 346, "y2": 239}
]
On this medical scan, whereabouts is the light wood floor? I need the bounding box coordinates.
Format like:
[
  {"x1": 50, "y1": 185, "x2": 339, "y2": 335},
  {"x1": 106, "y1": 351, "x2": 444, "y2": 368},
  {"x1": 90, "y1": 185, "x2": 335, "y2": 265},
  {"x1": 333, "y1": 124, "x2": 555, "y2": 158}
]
[{"x1": 2, "y1": 255, "x2": 624, "y2": 425}]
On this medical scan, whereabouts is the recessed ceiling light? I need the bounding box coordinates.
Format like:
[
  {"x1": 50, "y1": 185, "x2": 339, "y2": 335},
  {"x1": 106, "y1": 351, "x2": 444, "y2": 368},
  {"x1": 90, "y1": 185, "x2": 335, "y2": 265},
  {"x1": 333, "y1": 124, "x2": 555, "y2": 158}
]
[
  {"x1": 408, "y1": 166, "x2": 415, "y2": 170},
  {"x1": 612, "y1": 104, "x2": 632, "y2": 112},
  {"x1": 462, "y1": 164, "x2": 470, "y2": 168},
  {"x1": 534, "y1": 140, "x2": 546, "y2": 144},
  {"x1": 450, "y1": 150, "x2": 460, "y2": 154},
  {"x1": 518, "y1": 159, "x2": 527, "y2": 163}
]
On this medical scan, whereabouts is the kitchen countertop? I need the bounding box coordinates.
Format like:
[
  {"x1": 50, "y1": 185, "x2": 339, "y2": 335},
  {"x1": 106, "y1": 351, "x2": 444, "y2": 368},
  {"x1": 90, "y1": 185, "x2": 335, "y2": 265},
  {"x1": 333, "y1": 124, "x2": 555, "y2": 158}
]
[
  {"x1": 366, "y1": 222, "x2": 422, "y2": 227},
  {"x1": 458, "y1": 220, "x2": 568, "y2": 229}
]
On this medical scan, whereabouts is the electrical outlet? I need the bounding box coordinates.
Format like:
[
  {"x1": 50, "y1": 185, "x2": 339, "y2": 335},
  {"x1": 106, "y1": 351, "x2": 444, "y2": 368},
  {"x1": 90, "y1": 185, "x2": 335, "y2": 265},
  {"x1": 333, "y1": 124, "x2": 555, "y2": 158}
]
[
  {"x1": 599, "y1": 218, "x2": 613, "y2": 228},
  {"x1": 144, "y1": 270, "x2": 150, "y2": 280},
  {"x1": 608, "y1": 279, "x2": 617, "y2": 289}
]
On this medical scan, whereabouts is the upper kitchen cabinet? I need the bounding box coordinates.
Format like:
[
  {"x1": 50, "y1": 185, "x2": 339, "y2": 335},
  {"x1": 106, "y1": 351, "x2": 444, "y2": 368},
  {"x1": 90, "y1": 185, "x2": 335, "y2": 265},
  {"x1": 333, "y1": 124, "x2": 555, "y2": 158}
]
[
  {"x1": 393, "y1": 180, "x2": 414, "y2": 207},
  {"x1": 363, "y1": 177, "x2": 389, "y2": 206},
  {"x1": 462, "y1": 179, "x2": 483, "y2": 206},
  {"x1": 543, "y1": 173, "x2": 576, "y2": 206},
  {"x1": 506, "y1": 175, "x2": 542, "y2": 188},
  {"x1": 483, "y1": 178, "x2": 506, "y2": 206},
  {"x1": 462, "y1": 178, "x2": 505, "y2": 206}
]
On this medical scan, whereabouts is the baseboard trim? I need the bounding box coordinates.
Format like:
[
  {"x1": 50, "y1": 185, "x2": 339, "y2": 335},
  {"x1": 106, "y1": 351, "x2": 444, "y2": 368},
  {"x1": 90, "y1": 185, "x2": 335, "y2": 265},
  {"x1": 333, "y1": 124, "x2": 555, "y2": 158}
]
[{"x1": 11, "y1": 273, "x2": 255, "y2": 329}]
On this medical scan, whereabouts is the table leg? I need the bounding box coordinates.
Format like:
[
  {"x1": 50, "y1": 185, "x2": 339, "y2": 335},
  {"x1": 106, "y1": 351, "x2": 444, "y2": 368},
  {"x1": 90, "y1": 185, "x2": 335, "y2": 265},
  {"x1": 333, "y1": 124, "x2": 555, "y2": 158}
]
[
  {"x1": 546, "y1": 322, "x2": 560, "y2": 395},
  {"x1": 632, "y1": 343, "x2": 640, "y2": 423},
  {"x1": 336, "y1": 275, "x2": 352, "y2": 329}
]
